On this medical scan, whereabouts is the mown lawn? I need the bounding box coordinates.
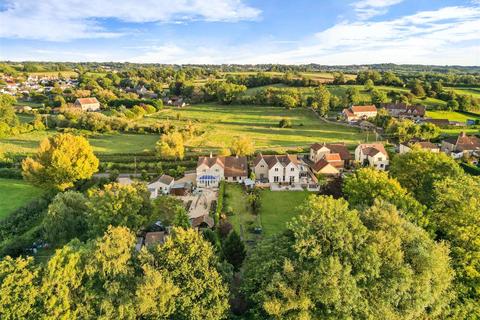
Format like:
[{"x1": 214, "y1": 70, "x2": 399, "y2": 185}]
[
  {"x1": 0, "y1": 130, "x2": 160, "y2": 155},
  {"x1": 224, "y1": 184, "x2": 260, "y2": 243},
  {"x1": 147, "y1": 104, "x2": 368, "y2": 153},
  {"x1": 259, "y1": 190, "x2": 313, "y2": 236},
  {"x1": 0, "y1": 178, "x2": 43, "y2": 220}
]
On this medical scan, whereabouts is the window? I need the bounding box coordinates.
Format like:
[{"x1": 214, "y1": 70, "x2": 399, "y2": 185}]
[
  {"x1": 215, "y1": 169, "x2": 219, "y2": 172},
  {"x1": 275, "y1": 168, "x2": 279, "y2": 172},
  {"x1": 378, "y1": 157, "x2": 383, "y2": 161},
  {"x1": 379, "y1": 164, "x2": 384, "y2": 168},
  {"x1": 274, "y1": 176, "x2": 279, "y2": 182},
  {"x1": 290, "y1": 176, "x2": 295, "y2": 183},
  {"x1": 203, "y1": 169, "x2": 206, "y2": 173},
  {"x1": 290, "y1": 167, "x2": 295, "y2": 172},
  {"x1": 233, "y1": 176, "x2": 237, "y2": 181},
  {"x1": 260, "y1": 165, "x2": 264, "y2": 168}
]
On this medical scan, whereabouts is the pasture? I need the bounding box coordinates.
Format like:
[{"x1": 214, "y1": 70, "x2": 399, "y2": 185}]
[
  {"x1": 0, "y1": 130, "x2": 160, "y2": 155},
  {"x1": 426, "y1": 110, "x2": 480, "y2": 123},
  {"x1": 147, "y1": 104, "x2": 368, "y2": 152},
  {"x1": 0, "y1": 178, "x2": 43, "y2": 220}
]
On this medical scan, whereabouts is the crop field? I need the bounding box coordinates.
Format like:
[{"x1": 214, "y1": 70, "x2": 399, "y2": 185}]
[
  {"x1": 146, "y1": 103, "x2": 368, "y2": 153},
  {"x1": 0, "y1": 178, "x2": 43, "y2": 220}
]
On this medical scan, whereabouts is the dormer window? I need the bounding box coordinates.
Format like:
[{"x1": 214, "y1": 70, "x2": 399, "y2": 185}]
[{"x1": 275, "y1": 168, "x2": 279, "y2": 172}]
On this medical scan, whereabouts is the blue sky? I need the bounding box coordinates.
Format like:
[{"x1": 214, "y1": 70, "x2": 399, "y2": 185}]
[{"x1": 0, "y1": 0, "x2": 479, "y2": 65}]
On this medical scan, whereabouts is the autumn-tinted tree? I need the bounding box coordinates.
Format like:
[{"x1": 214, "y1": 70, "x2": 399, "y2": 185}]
[
  {"x1": 22, "y1": 133, "x2": 99, "y2": 191},
  {"x1": 230, "y1": 136, "x2": 254, "y2": 156},
  {"x1": 156, "y1": 131, "x2": 185, "y2": 160},
  {"x1": 0, "y1": 256, "x2": 40, "y2": 320},
  {"x1": 390, "y1": 150, "x2": 463, "y2": 204},
  {"x1": 242, "y1": 196, "x2": 453, "y2": 319}
]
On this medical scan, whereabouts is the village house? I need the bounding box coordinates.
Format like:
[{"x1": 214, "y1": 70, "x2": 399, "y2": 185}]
[
  {"x1": 399, "y1": 140, "x2": 440, "y2": 154},
  {"x1": 441, "y1": 132, "x2": 480, "y2": 158},
  {"x1": 310, "y1": 155, "x2": 342, "y2": 176},
  {"x1": 196, "y1": 155, "x2": 248, "y2": 188},
  {"x1": 342, "y1": 105, "x2": 377, "y2": 122},
  {"x1": 355, "y1": 143, "x2": 389, "y2": 170},
  {"x1": 74, "y1": 97, "x2": 101, "y2": 111},
  {"x1": 252, "y1": 154, "x2": 300, "y2": 184},
  {"x1": 383, "y1": 103, "x2": 426, "y2": 119},
  {"x1": 190, "y1": 215, "x2": 215, "y2": 229},
  {"x1": 309, "y1": 142, "x2": 351, "y2": 176},
  {"x1": 147, "y1": 174, "x2": 175, "y2": 198}
]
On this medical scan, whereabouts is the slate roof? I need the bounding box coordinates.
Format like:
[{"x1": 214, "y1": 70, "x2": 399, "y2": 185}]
[
  {"x1": 310, "y1": 143, "x2": 351, "y2": 161},
  {"x1": 359, "y1": 143, "x2": 388, "y2": 157},
  {"x1": 253, "y1": 154, "x2": 298, "y2": 169},
  {"x1": 197, "y1": 155, "x2": 247, "y2": 177},
  {"x1": 445, "y1": 132, "x2": 480, "y2": 151}
]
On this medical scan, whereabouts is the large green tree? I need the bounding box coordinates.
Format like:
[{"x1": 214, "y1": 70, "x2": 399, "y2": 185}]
[
  {"x1": 430, "y1": 175, "x2": 480, "y2": 318},
  {"x1": 86, "y1": 182, "x2": 152, "y2": 237},
  {"x1": 343, "y1": 168, "x2": 426, "y2": 226},
  {"x1": 147, "y1": 227, "x2": 229, "y2": 320},
  {"x1": 242, "y1": 196, "x2": 453, "y2": 319},
  {"x1": 313, "y1": 85, "x2": 331, "y2": 116},
  {"x1": 156, "y1": 131, "x2": 185, "y2": 160},
  {"x1": 389, "y1": 150, "x2": 463, "y2": 204},
  {"x1": 22, "y1": 133, "x2": 99, "y2": 191},
  {"x1": 43, "y1": 191, "x2": 89, "y2": 245},
  {"x1": 222, "y1": 230, "x2": 246, "y2": 271}
]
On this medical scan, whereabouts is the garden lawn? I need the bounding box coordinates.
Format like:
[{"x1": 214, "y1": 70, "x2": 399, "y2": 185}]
[
  {"x1": 0, "y1": 178, "x2": 43, "y2": 220},
  {"x1": 147, "y1": 103, "x2": 368, "y2": 153},
  {"x1": 224, "y1": 184, "x2": 260, "y2": 243},
  {"x1": 259, "y1": 190, "x2": 313, "y2": 236},
  {"x1": 0, "y1": 131, "x2": 160, "y2": 155}
]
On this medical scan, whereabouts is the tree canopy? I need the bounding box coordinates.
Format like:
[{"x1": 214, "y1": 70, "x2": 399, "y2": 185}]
[
  {"x1": 242, "y1": 196, "x2": 453, "y2": 319},
  {"x1": 22, "y1": 133, "x2": 99, "y2": 191}
]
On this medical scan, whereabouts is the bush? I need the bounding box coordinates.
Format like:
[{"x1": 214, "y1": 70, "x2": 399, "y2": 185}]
[{"x1": 0, "y1": 168, "x2": 22, "y2": 179}]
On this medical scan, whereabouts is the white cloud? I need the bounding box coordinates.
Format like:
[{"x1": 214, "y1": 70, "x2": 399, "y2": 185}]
[
  {"x1": 352, "y1": 0, "x2": 404, "y2": 19},
  {"x1": 0, "y1": 0, "x2": 261, "y2": 41}
]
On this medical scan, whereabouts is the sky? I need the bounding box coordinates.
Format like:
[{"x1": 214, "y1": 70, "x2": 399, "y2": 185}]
[{"x1": 0, "y1": 0, "x2": 479, "y2": 65}]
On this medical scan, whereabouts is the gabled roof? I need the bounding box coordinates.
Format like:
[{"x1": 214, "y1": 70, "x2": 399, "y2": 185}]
[
  {"x1": 384, "y1": 103, "x2": 407, "y2": 111},
  {"x1": 153, "y1": 174, "x2": 174, "y2": 185},
  {"x1": 190, "y1": 215, "x2": 214, "y2": 228},
  {"x1": 254, "y1": 154, "x2": 298, "y2": 169},
  {"x1": 402, "y1": 140, "x2": 438, "y2": 150},
  {"x1": 324, "y1": 153, "x2": 342, "y2": 162},
  {"x1": 312, "y1": 159, "x2": 340, "y2": 173},
  {"x1": 358, "y1": 143, "x2": 388, "y2": 157},
  {"x1": 197, "y1": 155, "x2": 225, "y2": 168},
  {"x1": 446, "y1": 132, "x2": 480, "y2": 151},
  {"x1": 310, "y1": 142, "x2": 351, "y2": 161},
  {"x1": 424, "y1": 118, "x2": 450, "y2": 127},
  {"x1": 224, "y1": 156, "x2": 248, "y2": 177},
  {"x1": 351, "y1": 105, "x2": 377, "y2": 113},
  {"x1": 75, "y1": 97, "x2": 99, "y2": 105},
  {"x1": 197, "y1": 155, "x2": 247, "y2": 177}
]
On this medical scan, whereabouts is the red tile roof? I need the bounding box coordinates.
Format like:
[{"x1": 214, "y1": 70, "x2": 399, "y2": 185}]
[
  {"x1": 75, "y1": 97, "x2": 99, "y2": 105},
  {"x1": 351, "y1": 105, "x2": 377, "y2": 113}
]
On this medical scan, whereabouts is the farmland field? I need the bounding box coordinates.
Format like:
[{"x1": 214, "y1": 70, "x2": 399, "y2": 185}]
[
  {"x1": 0, "y1": 130, "x2": 160, "y2": 155},
  {"x1": 146, "y1": 103, "x2": 369, "y2": 152},
  {"x1": 446, "y1": 87, "x2": 480, "y2": 99},
  {"x1": 0, "y1": 178, "x2": 43, "y2": 220},
  {"x1": 426, "y1": 111, "x2": 480, "y2": 122}
]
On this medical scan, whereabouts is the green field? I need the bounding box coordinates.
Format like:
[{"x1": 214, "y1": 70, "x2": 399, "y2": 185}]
[
  {"x1": 259, "y1": 190, "x2": 312, "y2": 236},
  {"x1": 225, "y1": 184, "x2": 313, "y2": 240},
  {"x1": 146, "y1": 104, "x2": 368, "y2": 152},
  {"x1": 426, "y1": 110, "x2": 480, "y2": 122},
  {"x1": 28, "y1": 71, "x2": 78, "y2": 78},
  {"x1": 0, "y1": 178, "x2": 43, "y2": 219},
  {"x1": 446, "y1": 87, "x2": 480, "y2": 99},
  {"x1": 0, "y1": 130, "x2": 160, "y2": 155}
]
